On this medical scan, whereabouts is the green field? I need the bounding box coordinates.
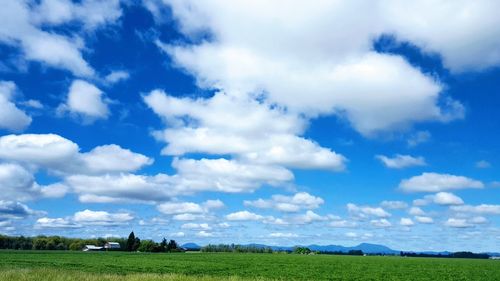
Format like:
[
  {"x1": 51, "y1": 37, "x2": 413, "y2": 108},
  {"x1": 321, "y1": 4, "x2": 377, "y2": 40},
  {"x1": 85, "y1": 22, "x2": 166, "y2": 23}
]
[{"x1": 0, "y1": 251, "x2": 499, "y2": 281}]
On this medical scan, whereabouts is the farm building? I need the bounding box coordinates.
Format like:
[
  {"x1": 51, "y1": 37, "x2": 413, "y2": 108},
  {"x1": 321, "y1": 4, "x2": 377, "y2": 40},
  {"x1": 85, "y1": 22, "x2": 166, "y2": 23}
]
[
  {"x1": 83, "y1": 245, "x2": 103, "y2": 251},
  {"x1": 105, "y1": 242, "x2": 121, "y2": 250}
]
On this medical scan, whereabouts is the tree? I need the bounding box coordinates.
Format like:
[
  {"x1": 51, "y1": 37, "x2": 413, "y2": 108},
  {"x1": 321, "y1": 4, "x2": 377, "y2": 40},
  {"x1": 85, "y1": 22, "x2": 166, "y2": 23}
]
[
  {"x1": 126, "y1": 232, "x2": 136, "y2": 252},
  {"x1": 167, "y1": 240, "x2": 179, "y2": 252},
  {"x1": 160, "y1": 238, "x2": 167, "y2": 252}
]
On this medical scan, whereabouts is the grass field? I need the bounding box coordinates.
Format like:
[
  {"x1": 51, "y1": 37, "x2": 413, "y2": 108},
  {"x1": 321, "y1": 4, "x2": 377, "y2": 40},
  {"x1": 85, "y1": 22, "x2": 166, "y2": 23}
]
[{"x1": 0, "y1": 251, "x2": 499, "y2": 281}]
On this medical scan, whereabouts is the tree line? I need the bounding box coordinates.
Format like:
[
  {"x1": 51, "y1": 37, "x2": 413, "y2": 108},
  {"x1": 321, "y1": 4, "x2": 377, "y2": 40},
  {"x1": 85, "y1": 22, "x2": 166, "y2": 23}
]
[
  {"x1": 400, "y1": 251, "x2": 490, "y2": 259},
  {"x1": 201, "y1": 244, "x2": 275, "y2": 253},
  {"x1": 0, "y1": 232, "x2": 180, "y2": 253}
]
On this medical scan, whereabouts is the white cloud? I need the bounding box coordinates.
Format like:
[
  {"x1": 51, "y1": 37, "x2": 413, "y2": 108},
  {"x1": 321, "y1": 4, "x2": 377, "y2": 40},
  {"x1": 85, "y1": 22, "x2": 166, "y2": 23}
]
[
  {"x1": 144, "y1": 91, "x2": 346, "y2": 171},
  {"x1": 376, "y1": 154, "x2": 426, "y2": 169},
  {"x1": 380, "y1": 200, "x2": 408, "y2": 209},
  {"x1": 73, "y1": 209, "x2": 133, "y2": 225},
  {"x1": 0, "y1": 200, "x2": 39, "y2": 219},
  {"x1": 202, "y1": 199, "x2": 225, "y2": 210},
  {"x1": 157, "y1": 202, "x2": 204, "y2": 215},
  {"x1": 59, "y1": 80, "x2": 110, "y2": 121},
  {"x1": 450, "y1": 204, "x2": 500, "y2": 215},
  {"x1": 170, "y1": 231, "x2": 185, "y2": 238},
  {"x1": 181, "y1": 223, "x2": 211, "y2": 230},
  {"x1": 0, "y1": 163, "x2": 40, "y2": 201},
  {"x1": 80, "y1": 144, "x2": 153, "y2": 174},
  {"x1": 400, "y1": 218, "x2": 414, "y2": 227},
  {"x1": 414, "y1": 216, "x2": 434, "y2": 224},
  {"x1": 0, "y1": 134, "x2": 78, "y2": 168},
  {"x1": 370, "y1": 218, "x2": 392, "y2": 228},
  {"x1": 269, "y1": 232, "x2": 298, "y2": 238},
  {"x1": 35, "y1": 217, "x2": 81, "y2": 229},
  {"x1": 399, "y1": 173, "x2": 484, "y2": 192},
  {"x1": 0, "y1": 81, "x2": 32, "y2": 132},
  {"x1": 430, "y1": 192, "x2": 464, "y2": 206},
  {"x1": 408, "y1": 207, "x2": 426, "y2": 216},
  {"x1": 226, "y1": 211, "x2": 263, "y2": 221},
  {"x1": 171, "y1": 158, "x2": 293, "y2": 193},
  {"x1": 290, "y1": 210, "x2": 327, "y2": 225},
  {"x1": 155, "y1": 1, "x2": 473, "y2": 138},
  {"x1": 244, "y1": 192, "x2": 324, "y2": 213},
  {"x1": 414, "y1": 192, "x2": 465, "y2": 206},
  {"x1": 444, "y1": 218, "x2": 472, "y2": 228},
  {"x1": 196, "y1": 230, "x2": 214, "y2": 237},
  {"x1": 0, "y1": 134, "x2": 152, "y2": 176},
  {"x1": 329, "y1": 220, "x2": 357, "y2": 228},
  {"x1": 67, "y1": 173, "x2": 173, "y2": 203},
  {"x1": 0, "y1": 0, "x2": 122, "y2": 76},
  {"x1": 104, "y1": 70, "x2": 130, "y2": 84},
  {"x1": 347, "y1": 203, "x2": 391, "y2": 218}
]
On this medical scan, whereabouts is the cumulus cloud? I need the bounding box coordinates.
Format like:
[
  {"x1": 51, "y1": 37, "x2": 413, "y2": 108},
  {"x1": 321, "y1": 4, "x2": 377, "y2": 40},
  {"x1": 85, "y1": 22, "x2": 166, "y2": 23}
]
[
  {"x1": 450, "y1": 204, "x2": 500, "y2": 215},
  {"x1": 0, "y1": 201, "x2": 39, "y2": 220},
  {"x1": 445, "y1": 218, "x2": 472, "y2": 228},
  {"x1": 400, "y1": 218, "x2": 414, "y2": 227},
  {"x1": 399, "y1": 173, "x2": 484, "y2": 192},
  {"x1": 347, "y1": 203, "x2": 391, "y2": 219},
  {"x1": 371, "y1": 218, "x2": 392, "y2": 228},
  {"x1": 152, "y1": 0, "x2": 474, "y2": 138},
  {"x1": 329, "y1": 220, "x2": 357, "y2": 228},
  {"x1": 72, "y1": 209, "x2": 133, "y2": 225},
  {"x1": 414, "y1": 216, "x2": 434, "y2": 224},
  {"x1": 157, "y1": 202, "x2": 205, "y2": 215},
  {"x1": 376, "y1": 154, "x2": 426, "y2": 169},
  {"x1": 0, "y1": 134, "x2": 152, "y2": 176},
  {"x1": 380, "y1": 200, "x2": 408, "y2": 209},
  {"x1": 408, "y1": 207, "x2": 426, "y2": 216},
  {"x1": 80, "y1": 144, "x2": 153, "y2": 174},
  {"x1": 104, "y1": 70, "x2": 130, "y2": 84},
  {"x1": 416, "y1": 192, "x2": 465, "y2": 206},
  {"x1": 0, "y1": 81, "x2": 32, "y2": 131},
  {"x1": 35, "y1": 217, "x2": 81, "y2": 229},
  {"x1": 244, "y1": 192, "x2": 324, "y2": 212},
  {"x1": 0, "y1": 0, "x2": 122, "y2": 76},
  {"x1": 144, "y1": 90, "x2": 346, "y2": 171},
  {"x1": 269, "y1": 232, "x2": 298, "y2": 238},
  {"x1": 58, "y1": 80, "x2": 110, "y2": 121},
  {"x1": 226, "y1": 211, "x2": 263, "y2": 221},
  {"x1": 181, "y1": 223, "x2": 211, "y2": 231}
]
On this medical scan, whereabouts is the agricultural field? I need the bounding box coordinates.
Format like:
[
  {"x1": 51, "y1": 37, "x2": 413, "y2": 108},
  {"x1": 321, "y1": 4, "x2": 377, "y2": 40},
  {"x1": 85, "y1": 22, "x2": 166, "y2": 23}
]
[{"x1": 0, "y1": 251, "x2": 499, "y2": 280}]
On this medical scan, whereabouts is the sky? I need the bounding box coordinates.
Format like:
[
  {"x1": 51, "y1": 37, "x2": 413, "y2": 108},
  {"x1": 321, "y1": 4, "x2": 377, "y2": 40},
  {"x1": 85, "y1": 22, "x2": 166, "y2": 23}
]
[{"x1": 0, "y1": 0, "x2": 500, "y2": 252}]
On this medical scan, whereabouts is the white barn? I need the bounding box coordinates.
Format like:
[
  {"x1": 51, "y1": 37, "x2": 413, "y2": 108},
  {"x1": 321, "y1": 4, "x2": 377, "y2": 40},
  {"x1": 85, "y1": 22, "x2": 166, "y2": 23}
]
[
  {"x1": 105, "y1": 242, "x2": 121, "y2": 250},
  {"x1": 83, "y1": 245, "x2": 103, "y2": 251}
]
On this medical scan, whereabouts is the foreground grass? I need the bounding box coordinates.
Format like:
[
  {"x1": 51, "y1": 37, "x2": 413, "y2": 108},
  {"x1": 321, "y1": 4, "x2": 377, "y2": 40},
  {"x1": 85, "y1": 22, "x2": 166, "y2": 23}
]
[
  {"x1": 0, "y1": 251, "x2": 499, "y2": 280},
  {"x1": 0, "y1": 268, "x2": 263, "y2": 281}
]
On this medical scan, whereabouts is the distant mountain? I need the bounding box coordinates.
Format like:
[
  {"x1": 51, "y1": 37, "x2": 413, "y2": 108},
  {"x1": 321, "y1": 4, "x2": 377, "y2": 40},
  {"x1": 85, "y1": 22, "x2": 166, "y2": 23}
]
[
  {"x1": 181, "y1": 243, "x2": 201, "y2": 250},
  {"x1": 181, "y1": 242, "x2": 499, "y2": 256},
  {"x1": 308, "y1": 243, "x2": 398, "y2": 254}
]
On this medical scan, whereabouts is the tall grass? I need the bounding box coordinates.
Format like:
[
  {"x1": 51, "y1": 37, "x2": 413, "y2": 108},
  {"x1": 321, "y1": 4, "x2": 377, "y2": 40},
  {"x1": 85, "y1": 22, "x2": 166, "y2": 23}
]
[{"x1": 0, "y1": 268, "x2": 268, "y2": 281}]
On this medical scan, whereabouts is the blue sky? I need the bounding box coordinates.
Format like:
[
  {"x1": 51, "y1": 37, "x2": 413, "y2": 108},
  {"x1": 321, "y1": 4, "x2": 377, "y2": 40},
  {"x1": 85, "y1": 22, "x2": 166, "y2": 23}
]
[{"x1": 1, "y1": 0, "x2": 500, "y2": 252}]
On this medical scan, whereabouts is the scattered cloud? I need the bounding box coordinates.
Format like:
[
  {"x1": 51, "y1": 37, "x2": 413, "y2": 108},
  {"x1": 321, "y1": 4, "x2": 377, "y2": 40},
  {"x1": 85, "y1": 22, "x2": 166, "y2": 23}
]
[
  {"x1": 347, "y1": 203, "x2": 391, "y2": 218},
  {"x1": 244, "y1": 192, "x2": 324, "y2": 212},
  {"x1": 380, "y1": 200, "x2": 408, "y2": 210},
  {"x1": 0, "y1": 81, "x2": 32, "y2": 131},
  {"x1": 376, "y1": 154, "x2": 426, "y2": 169},
  {"x1": 58, "y1": 80, "x2": 111, "y2": 122},
  {"x1": 399, "y1": 173, "x2": 484, "y2": 192},
  {"x1": 226, "y1": 211, "x2": 263, "y2": 221}
]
